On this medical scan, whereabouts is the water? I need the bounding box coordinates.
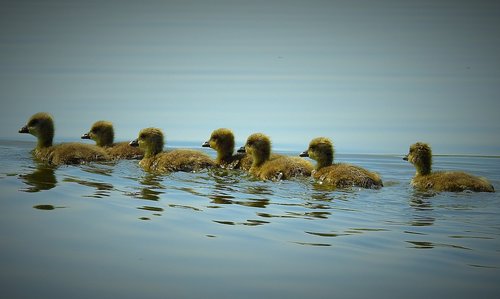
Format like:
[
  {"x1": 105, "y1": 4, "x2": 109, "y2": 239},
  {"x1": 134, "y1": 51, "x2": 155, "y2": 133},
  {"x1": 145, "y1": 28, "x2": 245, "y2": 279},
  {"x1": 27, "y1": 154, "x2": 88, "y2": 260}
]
[{"x1": 1, "y1": 140, "x2": 499, "y2": 299}]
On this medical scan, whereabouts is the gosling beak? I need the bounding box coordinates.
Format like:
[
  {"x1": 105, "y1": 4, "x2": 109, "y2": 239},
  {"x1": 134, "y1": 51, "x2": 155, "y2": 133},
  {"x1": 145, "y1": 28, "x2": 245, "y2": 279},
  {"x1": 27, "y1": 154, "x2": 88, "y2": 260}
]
[
  {"x1": 129, "y1": 139, "x2": 139, "y2": 147},
  {"x1": 18, "y1": 125, "x2": 29, "y2": 134},
  {"x1": 81, "y1": 133, "x2": 91, "y2": 139},
  {"x1": 299, "y1": 150, "x2": 309, "y2": 157},
  {"x1": 403, "y1": 155, "x2": 408, "y2": 161},
  {"x1": 202, "y1": 141, "x2": 210, "y2": 148},
  {"x1": 237, "y1": 146, "x2": 246, "y2": 153}
]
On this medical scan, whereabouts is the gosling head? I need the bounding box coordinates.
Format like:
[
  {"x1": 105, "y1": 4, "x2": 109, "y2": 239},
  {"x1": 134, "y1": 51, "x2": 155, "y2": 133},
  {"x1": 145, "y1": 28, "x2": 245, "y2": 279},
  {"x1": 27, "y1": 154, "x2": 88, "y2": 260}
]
[
  {"x1": 202, "y1": 128, "x2": 235, "y2": 160},
  {"x1": 81, "y1": 121, "x2": 114, "y2": 147},
  {"x1": 404, "y1": 142, "x2": 432, "y2": 175},
  {"x1": 130, "y1": 128, "x2": 164, "y2": 158},
  {"x1": 241, "y1": 133, "x2": 271, "y2": 166},
  {"x1": 300, "y1": 137, "x2": 334, "y2": 169},
  {"x1": 19, "y1": 112, "x2": 55, "y2": 148}
]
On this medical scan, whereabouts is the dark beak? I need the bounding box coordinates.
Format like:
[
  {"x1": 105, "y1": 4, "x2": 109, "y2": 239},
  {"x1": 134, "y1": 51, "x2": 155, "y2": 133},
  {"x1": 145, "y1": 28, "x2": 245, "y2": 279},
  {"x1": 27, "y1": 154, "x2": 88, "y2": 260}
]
[
  {"x1": 403, "y1": 155, "x2": 408, "y2": 161},
  {"x1": 202, "y1": 141, "x2": 210, "y2": 148},
  {"x1": 299, "y1": 150, "x2": 309, "y2": 157},
  {"x1": 18, "y1": 125, "x2": 29, "y2": 134},
  {"x1": 81, "y1": 133, "x2": 90, "y2": 139},
  {"x1": 129, "y1": 139, "x2": 139, "y2": 147},
  {"x1": 237, "y1": 146, "x2": 246, "y2": 153}
]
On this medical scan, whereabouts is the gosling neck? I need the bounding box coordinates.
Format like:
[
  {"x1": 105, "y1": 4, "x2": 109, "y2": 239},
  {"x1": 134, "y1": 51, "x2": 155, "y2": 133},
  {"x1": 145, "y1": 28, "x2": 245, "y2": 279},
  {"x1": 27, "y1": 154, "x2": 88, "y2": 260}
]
[
  {"x1": 97, "y1": 134, "x2": 113, "y2": 147},
  {"x1": 315, "y1": 156, "x2": 332, "y2": 170},
  {"x1": 36, "y1": 133, "x2": 53, "y2": 149},
  {"x1": 252, "y1": 150, "x2": 270, "y2": 168},
  {"x1": 216, "y1": 149, "x2": 233, "y2": 164},
  {"x1": 414, "y1": 162, "x2": 431, "y2": 176}
]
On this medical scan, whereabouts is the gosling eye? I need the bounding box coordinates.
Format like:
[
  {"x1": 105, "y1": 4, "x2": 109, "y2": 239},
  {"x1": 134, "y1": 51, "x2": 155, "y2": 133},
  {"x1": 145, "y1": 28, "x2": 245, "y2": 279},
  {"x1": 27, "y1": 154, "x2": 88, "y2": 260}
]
[
  {"x1": 29, "y1": 119, "x2": 39, "y2": 126},
  {"x1": 139, "y1": 133, "x2": 146, "y2": 139}
]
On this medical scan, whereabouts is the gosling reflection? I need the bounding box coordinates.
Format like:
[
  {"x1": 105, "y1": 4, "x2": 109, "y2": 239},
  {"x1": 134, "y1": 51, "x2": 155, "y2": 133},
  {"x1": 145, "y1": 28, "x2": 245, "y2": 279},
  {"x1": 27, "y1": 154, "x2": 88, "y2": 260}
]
[
  {"x1": 408, "y1": 192, "x2": 436, "y2": 227},
  {"x1": 19, "y1": 162, "x2": 57, "y2": 192},
  {"x1": 135, "y1": 173, "x2": 165, "y2": 201},
  {"x1": 63, "y1": 177, "x2": 114, "y2": 199},
  {"x1": 208, "y1": 169, "x2": 271, "y2": 208}
]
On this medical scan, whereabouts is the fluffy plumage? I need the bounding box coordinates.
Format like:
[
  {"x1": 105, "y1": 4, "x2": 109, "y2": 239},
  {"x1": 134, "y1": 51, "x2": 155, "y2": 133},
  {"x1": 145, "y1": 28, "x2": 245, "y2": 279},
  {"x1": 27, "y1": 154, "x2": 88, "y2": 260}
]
[
  {"x1": 130, "y1": 128, "x2": 214, "y2": 173},
  {"x1": 19, "y1": 112, "x2": 109, "y2": 165},
  {"x1": 404, "y1": 142, "x2": 494, "y2": 192},
  {"x1": 300, "y1": 137, "x2": 383, "y2": 189},
  {"x1": 241, "y1": 133, "x2": 313, "y2": 180},
  {"x1": 82, "y1": 120, "x2": 143, "y2": 159},
  {"x1": 202, "y1": 128, "x2": 252, "y2": 170}
]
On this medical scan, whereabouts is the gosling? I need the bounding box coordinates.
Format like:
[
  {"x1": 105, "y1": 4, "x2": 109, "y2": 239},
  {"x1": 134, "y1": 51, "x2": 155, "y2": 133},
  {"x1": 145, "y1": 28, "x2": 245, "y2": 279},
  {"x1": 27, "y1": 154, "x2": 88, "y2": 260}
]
[
  {"x1": 130, "y1": 127, "x2": 214, "y2": 173},
  {"x1": 238, "y1": 133, "x2": 313, "y2": 181},
  {"x1": 82, "y1": 120, "x2": 143, "y2": 159},
  {"x1": 403, "y1": 142, "x2": 494, "y2": 192},
  {"x1": 19, "y1": 112, "x2": 109, "y2": 165},
  {"x1": 202, "y1": 128, "x2": 252, "y2": 170},
  {"x1": 300, "y1": 137, "x2": 383, "y2": 189}
]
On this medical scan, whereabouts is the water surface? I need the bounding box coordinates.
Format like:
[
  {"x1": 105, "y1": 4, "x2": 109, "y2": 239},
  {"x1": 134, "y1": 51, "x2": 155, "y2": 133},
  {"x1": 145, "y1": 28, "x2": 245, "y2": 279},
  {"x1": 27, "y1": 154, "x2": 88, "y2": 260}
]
[{"x1": 1, "y1": 140, "x2": 499, "y2": 299}]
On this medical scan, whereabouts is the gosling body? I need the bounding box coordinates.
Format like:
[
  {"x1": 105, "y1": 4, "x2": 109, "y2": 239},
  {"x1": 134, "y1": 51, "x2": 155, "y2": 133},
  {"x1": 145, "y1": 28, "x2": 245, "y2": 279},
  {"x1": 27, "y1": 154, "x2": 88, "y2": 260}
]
[
  {"x1": 131, "y1": 128, "x2": 214, "y2": 173},
  {"x1": 404, "y1": 142, "x2": 494, "y2": 192},
  {"x1": 300, "y1": 137, "x2": 383, "y2": 189},
  {"x1": 19, "y1": 112, "x2": 109, "y2": 165},
  {"x1": 240, "y1": 133, "x2": 313, "y2": 181},
  {"x1": 82, "y1": 120, "x2": 143, "y2": 159}
]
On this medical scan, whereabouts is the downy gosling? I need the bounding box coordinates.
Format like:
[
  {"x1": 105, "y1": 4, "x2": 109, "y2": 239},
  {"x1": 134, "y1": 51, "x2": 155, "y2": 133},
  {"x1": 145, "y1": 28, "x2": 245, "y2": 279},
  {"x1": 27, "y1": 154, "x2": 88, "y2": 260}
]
[
  {"x1": 82, "y1": 120, "x2": 143, "y2": 160},
  {"x1": 404, "y1": 142, "x2": 494, "y2": 192},
  {"x1": 130, "y1": 127, "x2": 214, "y2": 173},
  {"x1": 19, "y1": 112, "x2": 109, "y2": 165},
  {"x1": 202, "y1": 128, "x2": 252, "y2": 170},
  {"x1": 238, "y1": 133, "x2": 313, "y2": 181},
  {"x1": 300, "y1": 137, "x2": 383, "y2": 189}
]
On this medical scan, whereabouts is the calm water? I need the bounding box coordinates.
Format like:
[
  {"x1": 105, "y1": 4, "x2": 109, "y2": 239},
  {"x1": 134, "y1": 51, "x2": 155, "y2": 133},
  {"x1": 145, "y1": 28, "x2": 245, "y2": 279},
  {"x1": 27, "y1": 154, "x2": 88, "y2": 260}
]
[{"x1": 1, "y1": 139, "x2": 499, "y2": 299}]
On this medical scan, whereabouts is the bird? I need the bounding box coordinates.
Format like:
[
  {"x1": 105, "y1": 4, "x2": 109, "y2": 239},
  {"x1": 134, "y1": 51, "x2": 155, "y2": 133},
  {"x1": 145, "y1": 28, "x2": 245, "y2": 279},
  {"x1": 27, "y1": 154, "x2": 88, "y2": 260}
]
[
  {"x1": 300, "y1": 137, "x2": 383, "y2": 189},
  {"x1": 18, "y1": 112, "x2": 109, "y2": 165},
  {"x1": 403, "y1": 142, "x2": 494, "y2": 192},
  {"x1": 130, "y1": 127, "x2": 214, "y2": 173},
  {"x1": 202, "y1": 128, "x2": 252, "y2": 170},
  {"x1": 81, "y1": 120, "x2": 143, "y2": 159},
  {"x1": 238, "y1": 133, "x2": 313, "y2": 180}
]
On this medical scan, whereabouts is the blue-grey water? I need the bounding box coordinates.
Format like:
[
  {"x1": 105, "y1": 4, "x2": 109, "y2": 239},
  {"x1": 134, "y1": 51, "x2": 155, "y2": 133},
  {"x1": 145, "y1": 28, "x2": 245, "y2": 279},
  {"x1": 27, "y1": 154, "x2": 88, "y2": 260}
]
[{"x1": 1, "y1": 139, "x2": 499, "y2": 299}]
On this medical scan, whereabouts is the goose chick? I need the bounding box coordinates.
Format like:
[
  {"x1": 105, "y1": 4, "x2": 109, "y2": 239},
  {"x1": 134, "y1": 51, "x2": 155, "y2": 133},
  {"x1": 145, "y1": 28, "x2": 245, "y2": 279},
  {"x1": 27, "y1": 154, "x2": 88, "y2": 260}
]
[
  {"x1": 19, "y1": 112, "x2": 109, "y2": 165},
  {"x1": 202, "y1": 128, "x2": 252, "y2": 170},
  {"x1": 300, "y1": 137, "x2": 383, "y2": 189},
  {"x1": 404, "y1": 142, "x2": 494, "y2": 192},
  {"x1": 130, "y1": 128, "x2": 214, "y2": 173},
  {"x1": 82, "y1": 120, "x2": 143, "y2": 159},
  {"x1": 239, "y1": 133, "x2": 313, "y2": 181}
]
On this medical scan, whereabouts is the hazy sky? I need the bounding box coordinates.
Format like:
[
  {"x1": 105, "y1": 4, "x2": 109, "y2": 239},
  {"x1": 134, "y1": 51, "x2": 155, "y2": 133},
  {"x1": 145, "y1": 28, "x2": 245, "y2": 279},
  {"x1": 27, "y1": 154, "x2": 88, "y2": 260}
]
[{"x1": 1, "y1": 0, "x2": 499, "y2": 154}]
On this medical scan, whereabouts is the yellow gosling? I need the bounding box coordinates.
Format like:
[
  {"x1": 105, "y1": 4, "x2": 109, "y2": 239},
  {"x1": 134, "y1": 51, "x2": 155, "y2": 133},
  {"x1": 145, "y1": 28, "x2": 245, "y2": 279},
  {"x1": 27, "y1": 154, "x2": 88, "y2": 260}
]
[
  {"x1": 202, "y1": 128, "x2": 252, "y2": 170},
  {"x1": 82, "y1": 120, "x2": 143, "y2": 159},
  {"x1": 404, "y1": 142, "x2": 494, "y2": 192},
  {"x1": 239, "y1": 133, "x2": 313, "y2": 181},
  {"x1": 18, "y1": 112, "x2": 109, "y2": 165},
  {"x1": 300, "y1": 137, "x2": 383, "y2": 189},
  {"x1": 130, "y1": 128, "x2": 214, "y2": 173}
]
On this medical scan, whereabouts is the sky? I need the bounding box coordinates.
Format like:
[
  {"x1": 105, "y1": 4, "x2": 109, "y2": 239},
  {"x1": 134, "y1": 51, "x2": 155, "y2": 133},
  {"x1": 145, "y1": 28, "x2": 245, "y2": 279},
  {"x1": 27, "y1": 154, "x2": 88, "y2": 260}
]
[{"x1": 1, "y1": 0, "x2": 499, "y2": 154}]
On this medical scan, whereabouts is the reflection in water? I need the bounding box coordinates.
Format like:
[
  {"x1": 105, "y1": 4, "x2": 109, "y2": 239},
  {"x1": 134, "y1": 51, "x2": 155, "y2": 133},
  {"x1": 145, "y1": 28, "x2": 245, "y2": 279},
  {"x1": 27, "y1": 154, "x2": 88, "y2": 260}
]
[
  {"x1": 132, "y1": 173, "x2": 166, "y2": 201},
  {"x1": 408, "y1": 192, "x2": 436, "y2": 227},
  {"x1": 207, "y1": 170, "x2": 272, "y2": 208},
  {"x1": 406, "y1": 240, "x2": 472, "y2": 250},
  {"x1": 213, "y1": 219, "x2": 270, "y2": 226},
  {"x1": 19, "y1": 163, "x2": 57, "y2": 192},
  {"x1": 33, "y1": 204, "x2": 65, "y2": 210},
  {"x1": 81, "y1": 163, "x2": 115, "y2": 177},
  {"x1": 63, "y1": 177, "x2": 114, "y2": 198}
]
